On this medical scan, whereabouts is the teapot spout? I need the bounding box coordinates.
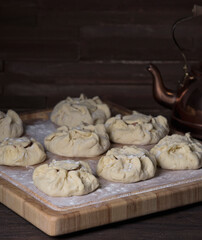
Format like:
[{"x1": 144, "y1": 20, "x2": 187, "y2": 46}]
[{"x1": 147, "y1": 64, "x2": 176, "y2": 109}]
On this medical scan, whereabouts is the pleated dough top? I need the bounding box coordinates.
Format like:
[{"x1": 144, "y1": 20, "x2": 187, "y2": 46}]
[
  {"x1": 97, "y1": 145, "x2": 156, "y2": 183},
  {"x1": 150, "y1": 133, "x2": 202, "y2": 170},
  {"x1": 0, "y1": 137, "x2": 46, "y2": 166},
  {"x1": 50, "y1": 94, "x2": 111, "y2": 128},
  {"x1": 33, "y1": 159, "x2": 99, "y2": 197},
  {"x1": 0, "y1": 110, "x2": 23, "y2": 142},
  {"x1": 105, "y1": 111, "x2": 169, "y2": 145},
  {"x1": 44, "y1": 124, "x2": 110, "y2": 157}
]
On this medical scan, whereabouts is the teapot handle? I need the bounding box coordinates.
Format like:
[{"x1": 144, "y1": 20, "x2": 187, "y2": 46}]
[
  {"x1": 192, "y1": 4, "x2": 202, "y2": 16},
  {"x1": 172, "y1": 4, "x2": 202, "y2": 82}
]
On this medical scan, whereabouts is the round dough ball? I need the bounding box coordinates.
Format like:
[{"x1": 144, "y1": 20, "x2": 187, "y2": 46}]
[
  {"x1": 50, "y1": 94, "x2": 111, "y2": 128},
  {"x1": 0, "y1": 137, "x2": 46, "y2": 166},
  {"x1": 150, "y1": 133, "x2": 202, "y2": 170},
  {"x1": 44, "y1": 124, "x2": 110, "y2": 157},
  {"x1": 0, "y1": 109, "x2": 23, "y2": 142},
  {"x1": 33, "y1": 159, "x2": 99, "y2": 197},
  {"x1": 105, "y1": 111, "x2": 169, "y2": 145},
  {"x1": 97, "y1": 146, "x2": 156, "y2": 183}
]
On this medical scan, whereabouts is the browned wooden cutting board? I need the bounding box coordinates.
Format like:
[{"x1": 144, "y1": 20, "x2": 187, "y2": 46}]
[{"x1": 0, "y1": 103, "x2": 202, "y2": 236}]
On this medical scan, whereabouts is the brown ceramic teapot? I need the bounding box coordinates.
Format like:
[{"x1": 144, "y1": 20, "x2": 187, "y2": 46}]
[{"x1": 148, "y1": 5, "x2": 202, "y2": 139}]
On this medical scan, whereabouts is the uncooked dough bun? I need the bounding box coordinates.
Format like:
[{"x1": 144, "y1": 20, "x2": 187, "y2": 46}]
[
  {"x1": 44, "y1": 124, "x2": 110, "y2": 157},
  {"x1": 150, "y1": 133, "x2": 202, "y2": 170},
  {"x1": 0, "y1": 137, "x2": 46, "y2": 166},
  {"x1": 50, "y1": 94, "x2": 111, "y2": 128},
  {"x1": 97, "y1": 146, "x2": 156, "y2": 183},
  {"x1": 105, "y1": 111, "x2": 169, "y2": 145},
  {"x1": 0, "y1": 109, "x2": 23, "y2": 142},
  {"x1": 33, "y1": 159, "x2": 99, "y2": 197}
]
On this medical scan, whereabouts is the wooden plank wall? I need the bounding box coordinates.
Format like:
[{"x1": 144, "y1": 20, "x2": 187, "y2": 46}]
[{"x1": 0, "y1": 0, "x2": 201, "y2": 113}]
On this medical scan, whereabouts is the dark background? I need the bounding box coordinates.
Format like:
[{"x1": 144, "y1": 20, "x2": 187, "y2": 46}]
[
  {"x1": 0, "y1": 0, "x2": 202, "y2": 113},
  {"x1": 1, "y1": 2, "x2": 202, "y2": 239}
]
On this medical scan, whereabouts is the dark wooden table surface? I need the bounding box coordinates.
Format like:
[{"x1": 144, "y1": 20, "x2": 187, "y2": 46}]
[{"x1": 0, "y1": 202, "x2": 202, "y2": 240}]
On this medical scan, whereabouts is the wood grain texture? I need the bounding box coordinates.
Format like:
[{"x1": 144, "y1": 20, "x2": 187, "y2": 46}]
[
  {"x1": 0, "y1": 0, "x2": 37, "y2": 27},
  {"x1": 36, "y1": 0, "x2": 199, "y2": 11},
  {"x1": 0, "y1": 96, "x2": 47, "y2": 110},
  {"x1": 3, "y1": 61, "x2": 186, "y2": 87},
  {"x1": 1, "y1": 173, "x2": 202, "y2": 236},
  {"x1": 0, "y1": 104, "x2": 202, "y2": 236},
  {"x1": 0, "y1": 40, "x2": 79, "y2": 61},
  {"x1": 0, "y1": 0, "x2": 202, "y2": 111},
  {"x1": 1, "y1": 202, "x2": 202, "y2": 240},
  {"x1": 0, "y1": 60, "x2": 3, "y2": 72},
  {"x1": 3, "y1": 83, "x2": 164, "y2": 110},
  {"x1": 0, "y1": 26, "x2": 79, "y2": 41},
  {"x1": 37, "y1": 8, "x2": 202, "y2": 28}
]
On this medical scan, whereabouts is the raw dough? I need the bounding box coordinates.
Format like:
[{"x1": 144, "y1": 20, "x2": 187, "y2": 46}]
[
  {"x1": 44, "y1": 124, "x2": 110, "y2": 157},
  {"x1": 97, "y1": 145, "x2": 156, "y2": 183},
  {"x1": 0, "y1": 137, "x2": 46, "y2": 166},
  {"x1": 33, "y1": 159, "x2": 99, "y2": 197},
  {"x1": 50, "y1": 94, "x2": 111, "y2": 128},
  {"x1": 150, "y1": 133, "x2": 202, "y2": 170},
  {"x1": 105, "y1": 111, "x2": 169, "y2": 145},
  {"x1": 0, "y1": 110, "x2": 23, "y2": 142}
]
